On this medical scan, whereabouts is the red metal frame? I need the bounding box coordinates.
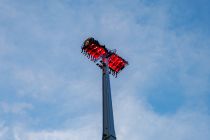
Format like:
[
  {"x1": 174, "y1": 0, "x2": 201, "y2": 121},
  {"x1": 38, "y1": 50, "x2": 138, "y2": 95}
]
[
  {"x1": 81, "y1": 37, "x2": 128, "y2": 77},
  {"x1": 82, "y1": 38, "x2": 108, "y2": 61},
  {"x1": 106, "y1": 53, "x2": 128, "y2": 74}
]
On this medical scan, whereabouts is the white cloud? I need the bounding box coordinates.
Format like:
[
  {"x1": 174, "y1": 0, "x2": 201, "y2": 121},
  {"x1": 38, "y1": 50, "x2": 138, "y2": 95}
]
[
  {"x1": 0, "y1": 123, "x2": 9, "y2": 139},
  {"x1": 12, "y1": 67, "x2": 101, "y2": 104},
  {"x1": 0, "y1": 0, "x2": 210, "y2": 140},
  {"x1": 115, "y1": 94, "x2": 210, "y2": 140},
  {"x1": 0, "y1": 102, "x2": 33, "y2": 114},
  {"x1": 0, "y1": 96, "x2": 209, "y2": 140}
]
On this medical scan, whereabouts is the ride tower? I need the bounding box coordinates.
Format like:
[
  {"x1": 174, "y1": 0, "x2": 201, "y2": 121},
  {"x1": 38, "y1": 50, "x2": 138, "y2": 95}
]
[{"x1": 81, "y1": 37, "x2": 128, "y2": 140}]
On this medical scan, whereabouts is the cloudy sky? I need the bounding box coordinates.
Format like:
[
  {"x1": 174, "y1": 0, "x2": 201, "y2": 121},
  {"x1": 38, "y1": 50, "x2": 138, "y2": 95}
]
[{"x1": 0, "y1": 0, "x2": 210, "y2": 140}]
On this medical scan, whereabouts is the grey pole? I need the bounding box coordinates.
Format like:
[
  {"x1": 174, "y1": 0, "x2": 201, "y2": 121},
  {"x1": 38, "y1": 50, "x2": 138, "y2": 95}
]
[{"x1": 102, "y1": 58, "x2": 116, "y2": 140}]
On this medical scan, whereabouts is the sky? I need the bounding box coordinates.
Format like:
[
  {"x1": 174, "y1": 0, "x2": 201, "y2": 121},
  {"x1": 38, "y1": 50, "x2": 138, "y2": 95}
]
[{"x1": 0, "y1": 0, "x2": 210, "y2": 139}]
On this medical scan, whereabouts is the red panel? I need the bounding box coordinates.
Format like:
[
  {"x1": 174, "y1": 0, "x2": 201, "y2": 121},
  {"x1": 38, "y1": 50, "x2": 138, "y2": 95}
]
[
  {"x1": 82, "y1": 38, "x2": 108, "y2": 61},
  {"x1": 82, "y1": 37, "x2": 128, "y2": 77},
  {"x1": 106, "y1": 53, "x2": 128, "y2": 73}
]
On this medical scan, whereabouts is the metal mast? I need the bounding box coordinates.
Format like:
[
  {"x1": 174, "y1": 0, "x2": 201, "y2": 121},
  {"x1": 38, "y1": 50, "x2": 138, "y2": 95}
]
[
  {"x1": 102, "y1": 58, "x2": 116, "y2": 140},
  {"x1": 81, "y1": 37, "x2": 128, "y2": 140}
]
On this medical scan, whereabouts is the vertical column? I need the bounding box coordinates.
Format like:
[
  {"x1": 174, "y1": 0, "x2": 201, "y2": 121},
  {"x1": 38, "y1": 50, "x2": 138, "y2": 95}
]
[{"x1": 102, "y1": 59, "x2": 116, "y2": 140}]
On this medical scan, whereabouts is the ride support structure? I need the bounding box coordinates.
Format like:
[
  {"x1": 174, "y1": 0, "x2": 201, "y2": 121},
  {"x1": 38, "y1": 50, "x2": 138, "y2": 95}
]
[
  {"x1": 81, "y1": 37, "x2": 128, "y2": 140},
  {"x1": 102, "y1": 58, "x2": 116, "y2": 140}
]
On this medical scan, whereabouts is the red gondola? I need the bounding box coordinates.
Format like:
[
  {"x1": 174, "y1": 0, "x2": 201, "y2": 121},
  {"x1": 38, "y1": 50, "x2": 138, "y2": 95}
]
[
  {"x1": 81, "y1": 37, "x2": 128, "y2": 77},
  {"x1": 105, "y1": 53, "x2": 128, "y2": 76},
  {"x1": 82, "y1": 38, "x2": 108, "y2": 61}
]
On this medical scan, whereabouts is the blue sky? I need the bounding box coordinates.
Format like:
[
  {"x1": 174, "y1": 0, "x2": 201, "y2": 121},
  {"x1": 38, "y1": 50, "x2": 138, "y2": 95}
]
[{"x1": 0, "y1": 0, "x2": 210, "y2": 139}]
